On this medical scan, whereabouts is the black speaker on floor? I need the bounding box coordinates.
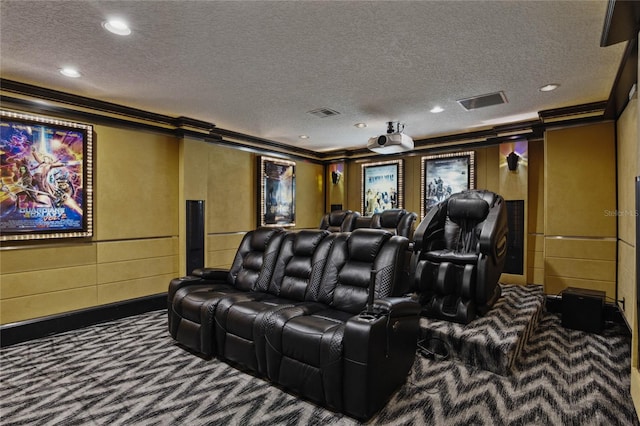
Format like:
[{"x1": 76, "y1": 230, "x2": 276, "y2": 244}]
[
  {"x1": 186, "y1": 200, "x2": 205, "y2": 276},
  {"x1": 561, "y1": 287, "x2": 605, "y2": 334}
]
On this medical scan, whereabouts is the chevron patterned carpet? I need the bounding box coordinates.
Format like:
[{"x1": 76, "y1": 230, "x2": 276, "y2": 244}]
[
  {"x1": 1, "y1": 308, "x2": 638, "y2": 425},
  {"x1": 420, "y1": 285, "x2": 546, "y2": 375}
]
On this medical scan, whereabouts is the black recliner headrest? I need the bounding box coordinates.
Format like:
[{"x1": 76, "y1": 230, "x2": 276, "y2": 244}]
[
  {"x1": 379, "y1": 209, "x2": 406, "y2": 228},
  {"x1": 328, "y1": 210, "x2": 351, "y2": 226},
  {"x1": 250, "y1": 227, "x2": 282, "y2": 250},
  {"x1": 293, "y1": 229, "x2": 330, "y2": 256},
  {"x1": 348, "y1": 229, "x2": 392, "y2": 262},
  {"x1": 447, "y1": 198, "x2": 489, "y2": 223}
]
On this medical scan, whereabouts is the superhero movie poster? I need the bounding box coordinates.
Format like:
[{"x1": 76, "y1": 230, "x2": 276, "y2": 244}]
[{"x1": 0, "y1": 114, "x2": 90, "y2": 239}]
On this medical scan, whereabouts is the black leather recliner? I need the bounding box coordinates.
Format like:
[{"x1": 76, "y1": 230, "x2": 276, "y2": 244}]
[
  {"x1": 214, "y1": 229, "x2": 333, "y2": 374},
  {"x1": 261, "y1": 229, "x2": 418, "y2": 419},
  {"x1": 412, "y1": 189, "x2": 508, "y2": 324},
  {"x1": 168, "y1": 227, "x2": 286, "y2": 356},
  {"x1": 168, "y1": 227, "x2": 421, "y2": 420},
  {"x1": 319, "y1": 210, "x2": 360, "y2": 232}
]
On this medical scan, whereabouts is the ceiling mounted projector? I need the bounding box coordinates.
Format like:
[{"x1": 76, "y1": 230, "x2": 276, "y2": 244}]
[{"x1": 367, "y1": 121, "x2": 414, "y2": 154}]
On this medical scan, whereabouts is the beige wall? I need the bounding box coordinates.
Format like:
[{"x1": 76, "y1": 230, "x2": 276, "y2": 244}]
[
  {"x1": 527, "y1": 139, "x2": 545, "y2": 285},
  {"x1": 617, "y1": 96, "x2": 638, "y2": 326},
  {"x1": 1, "y1": 125, "x2": 180, "y2": 324},
  {"x1": 624, "y1": 49, "x2": 640, "y2": 417},
  {"x1": 544, "y1": 122, "x2": 617, "y2": 299},
  {"x1": 0, "y1": 112, "x2": 325, "y2": 324},
  {"x1": 182, "y1": 140, "x2": 325, "y2": 272}
]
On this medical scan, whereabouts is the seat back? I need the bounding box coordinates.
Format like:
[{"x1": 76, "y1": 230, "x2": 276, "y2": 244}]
[
  {"x1": 228, "y1": 227, "x2": 286, "y2": 291},
  {"x1": 307, "y1": 229, "x2": 409, "y2": 314},
  {"x1": 262, "y1": 229, "x2": 333, "y2": 300},
  {"x1": 370, "y1": 209, "x2": 418, "y2": 239},
  {"x1": 443, "y1": 197, "x2": 490, "y2": 253},
  {"x1": 319, "y1": 210, "x2": 360, "y2": 232},
  {"x1": 353, "y1": 215, "x2": 373, "y2": 229}
]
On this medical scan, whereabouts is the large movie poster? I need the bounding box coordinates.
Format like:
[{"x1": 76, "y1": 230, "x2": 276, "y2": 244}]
[
  {"x1": 0, "y1": 111, "x2": 92, "y2": 241},
  {"x1": 259, "y1": 156, "x2": 295, "y2": 227},
  {"x1": 421, "y1": 151, "x2": 475, "y2": 217},
  {"x1": 361, "y1": 159, "x2": 403, "y2": 216}
]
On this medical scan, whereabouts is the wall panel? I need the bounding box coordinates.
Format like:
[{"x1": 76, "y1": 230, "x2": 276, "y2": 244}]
[
  {"x1": 544, "y1": 237, "x2": 616, "y2": 298},
  {"x1": 1, "y1": 287, "x2": 97, "y2": 324},
  {"x1": 616, "y1": 96, "x2": 638, "y2": 327},
  {"x1": 97, "y1": 274, "x2": 174, "y2": 305},
  {"x1": 94, "y1": 125, "x2": 179, "y2": 240},
  {"x1": 207, "y1": 145, "x2": 255, "y2": 233},
  {"x1": 545, "y1": 122, "x2": 616, "y2": 238},
  {"x1": 295, "y1": 161, "x2": 325, "y2": 228},
  {"x1": 1, "y1": 265, "x2": 96, "y2": 299},
  {"x1": 206, "y1": 233, "x2": 245, "y2": 269}
]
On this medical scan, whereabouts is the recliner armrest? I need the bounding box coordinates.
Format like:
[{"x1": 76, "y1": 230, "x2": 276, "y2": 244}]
[
  {"x1": 191, "y1": 267, "x2": 229, "y2": 281},
  {"x1": 372, "y1": 297, "x2": 421, "y2": 317}
]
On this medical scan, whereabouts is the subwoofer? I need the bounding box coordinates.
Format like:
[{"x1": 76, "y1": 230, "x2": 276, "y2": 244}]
[{"x1": 561, "y1": 287, "x2": 605, "y2": 334}]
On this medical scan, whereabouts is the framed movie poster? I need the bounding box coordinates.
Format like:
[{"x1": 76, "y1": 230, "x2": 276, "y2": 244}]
[
  {"x1": 361, "y1": 159, "x2": 403, "y2": 216},
  {"x1": 258, "y1": 156, "x2": 295, "y2": 227},
  {"x1": 0, "y1": 110, "x2": 93, "y2": 241},
  {"x1": 421, "y1": 151, "x2": 475, "y2": 217}
]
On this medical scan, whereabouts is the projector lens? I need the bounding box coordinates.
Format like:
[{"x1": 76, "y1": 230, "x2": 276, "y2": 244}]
[{"x1": 377, "y1": 135, "x2": 387, "y2": 145}]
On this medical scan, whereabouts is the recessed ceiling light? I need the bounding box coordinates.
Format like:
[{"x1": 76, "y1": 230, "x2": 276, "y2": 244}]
[
  {"x1": 299, "y1": 135, "x2": 309, "y2": 139},
  {"x1": 103, "y1": 18, "x2": 131, "y2": 36},
  {"x1": 354, "y1": 123, "x2": 367, "y2": 128},
  {"x1": 59, "y1": 67, "x2": 81, "y2": 78},
  {"x1": 539, "y1": 83, "x2": 560, "y2": 92},
  {"x1": 430, "y1": 106, "x2": 444, "y2": 113}
]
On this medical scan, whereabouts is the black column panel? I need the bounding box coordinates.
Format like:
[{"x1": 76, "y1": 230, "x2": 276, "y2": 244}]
[
  {"x1": 504, "y1": 200, "x2": 524, "y2": 275},
  {"x1": 186, "y1": 200, "x2": 205, "y2": 276}
]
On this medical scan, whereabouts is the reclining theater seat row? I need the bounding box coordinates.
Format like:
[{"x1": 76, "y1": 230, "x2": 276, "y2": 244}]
[
  {"x1": 321, "y1": 208, "x2": 418, "y2": 240},
  {"x1": 168, "y1": 227, "x2": 421, "y2": 421}
]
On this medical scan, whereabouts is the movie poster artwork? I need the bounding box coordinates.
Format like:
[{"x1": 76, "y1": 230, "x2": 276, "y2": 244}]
[
  {"x1": 422, "y1": 151, "x2": 475, "y2": 216},
  {"x1": 0, "y1": 112, "x2": 92, "y2": 240},
  {"x1": 361, "y1": 160, "x2": 402, "y2": 216},
  {"x1": 260, "y1": 157, "x2": 295, "y2": 227}
]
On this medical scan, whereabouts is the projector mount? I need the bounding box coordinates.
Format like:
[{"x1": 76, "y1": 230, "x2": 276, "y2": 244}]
[{"x1": 386, "y1": 121, "x2": 405, "y2": 134}]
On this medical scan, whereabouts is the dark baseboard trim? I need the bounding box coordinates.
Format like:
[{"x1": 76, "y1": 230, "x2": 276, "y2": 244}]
[{"x1": 0, "y1": 293, "x2": 167, "y2": 348}]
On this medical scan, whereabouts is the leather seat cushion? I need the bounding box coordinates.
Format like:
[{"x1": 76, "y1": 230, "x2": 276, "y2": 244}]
[
  {"x1": 178, "y1": 286, "x2": 236, "y2": 322},
  {"x1": 281, "y1": 309, "x2": 351, "y2": 366},
  {"x1": 226, "y1": 298, "x2": 295, "y2": 339}
]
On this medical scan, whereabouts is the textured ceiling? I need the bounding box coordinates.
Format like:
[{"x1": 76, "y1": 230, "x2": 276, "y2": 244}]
[{"x1": 0, "y1": 0, "x2": 626, "y2": 153}]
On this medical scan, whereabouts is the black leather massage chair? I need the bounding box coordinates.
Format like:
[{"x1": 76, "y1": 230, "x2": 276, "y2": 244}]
[
  {"x1": 168, "y1": 227, "x2": 421, "y2": 420},
  {"x1": 411, "y1": 189, "x2": 508, "y2": 324}
]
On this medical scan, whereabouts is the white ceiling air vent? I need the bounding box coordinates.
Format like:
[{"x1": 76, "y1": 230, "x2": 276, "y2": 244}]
[
  {"x1": 307, "y1": 107, "x2": 341, "y2": 118},
  {"x1": 457, "y1": 91, "x2": 508, "y2": 111}
]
